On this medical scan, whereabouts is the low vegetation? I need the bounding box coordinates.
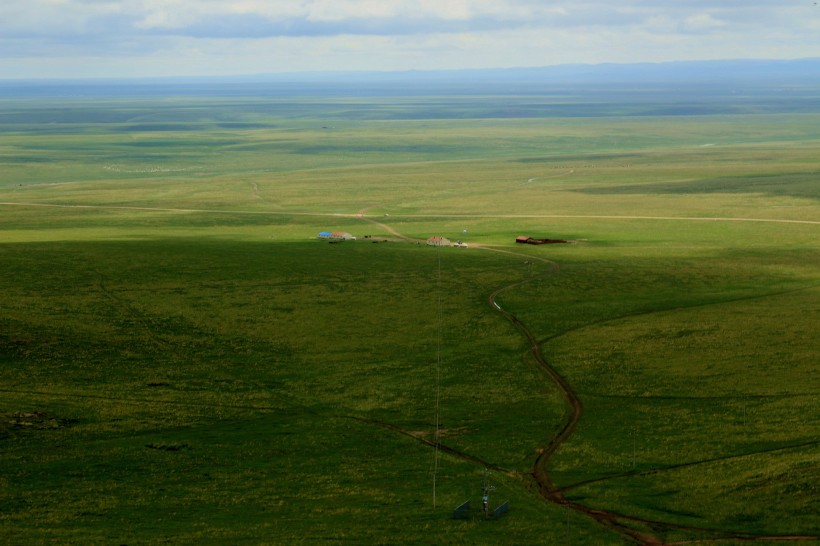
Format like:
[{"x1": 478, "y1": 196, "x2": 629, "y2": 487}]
[{"x1": 1, "y1": 89, "x2": 818, "y2": 544}]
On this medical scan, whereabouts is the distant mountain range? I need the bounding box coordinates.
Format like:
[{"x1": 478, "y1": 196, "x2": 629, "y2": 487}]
[
  {"x1": 2, "y1": 58, "x2": 819, "y2": 100},
  {"x1": 251, "y1": 58, "x2": 820, "y2": 86}
]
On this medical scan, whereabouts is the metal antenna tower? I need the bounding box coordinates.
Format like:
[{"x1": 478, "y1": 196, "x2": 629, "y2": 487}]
[
  {"x1": 433, "y1": 244, "x2": 442, "y2": 507},
  {"x1": 482, "y1": 469, "x2": 496, "y2": 516}
]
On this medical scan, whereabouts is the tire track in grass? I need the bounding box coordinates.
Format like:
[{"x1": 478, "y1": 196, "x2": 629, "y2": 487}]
[
  {"x1": 352, "y1": 211, "x2": 817, "y2": 544},
  {"x1": 558, "y1": 439, "x2": 820, "y2": 494},
  {"x1": 355, "y1": 206, "x2": 421, "y2": 242},
  {"x1": 0, "y1": 387, "x2": 295, "y2": 414},
  {"x1": 344, "y1": 416, "x2": 521, "y2": 481},
  {"x1": 96, "y1": 273, "x2": 172, "y2": 349},
  {"x1": 485, "y1": 260, "x2": 818, "y2": 544},
  {"x1": 5, "y1": 203, "x2": 816, "y2": 542},
  {"x1": 4, "y1": 201, "x2": 820, "y2": 227},
  {"x1": 485, "y1": 263, "x2": 665, "y2": 545},
  {"x1": 537, "y1": 283, "x2": 820, "y2": 349}
]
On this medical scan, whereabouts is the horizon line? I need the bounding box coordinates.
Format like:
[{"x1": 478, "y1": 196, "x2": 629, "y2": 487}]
[{"x1": 2, "y1": 56, "x2": 820, "y2": 85}]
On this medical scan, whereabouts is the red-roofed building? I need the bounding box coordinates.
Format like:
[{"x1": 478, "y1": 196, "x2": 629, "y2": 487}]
[{"x1": 426, "y1": 236, "x2": 451, "y2": 247}]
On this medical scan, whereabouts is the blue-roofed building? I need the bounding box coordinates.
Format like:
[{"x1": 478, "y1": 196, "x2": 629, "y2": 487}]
[{"x1": 318, "y1": 231, "x2": 333, "y2": 239}]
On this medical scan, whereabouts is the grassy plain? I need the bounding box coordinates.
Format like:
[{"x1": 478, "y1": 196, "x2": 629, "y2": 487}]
[{"x1": 1, "y1": 89, "x2": 819, "y2": 544}]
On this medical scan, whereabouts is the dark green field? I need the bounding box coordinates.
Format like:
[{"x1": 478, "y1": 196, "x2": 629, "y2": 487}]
[{"x1": 1, "y1": 86, "x2": 818, "y2": 544}]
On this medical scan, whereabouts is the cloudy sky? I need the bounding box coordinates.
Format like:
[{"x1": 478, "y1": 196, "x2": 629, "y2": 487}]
[{"x1": 1, "y1": 0, "x2": 819, "y2": 79}]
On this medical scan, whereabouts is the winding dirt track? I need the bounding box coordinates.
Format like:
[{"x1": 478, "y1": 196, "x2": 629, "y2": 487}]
[
  {"x1": 3, "y1": 200, "x2": 816, "y2": 543},
  {"x1": 487, "y1": 263, "x2": 667, "y2": 546},
  {"x1": 355, "y1": 206, "x2": 421, "y2": 242},
  {"x1": 355, "y1": 212, "x2": 819, "y2": 545},
  {"x1": 3, "y1": 201, "x2": 820, "y2": 227}
]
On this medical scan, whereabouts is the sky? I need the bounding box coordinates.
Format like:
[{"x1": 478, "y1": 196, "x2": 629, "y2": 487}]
[{"x1": 1, "y1": 0, "x2": 819, "y2": 80}]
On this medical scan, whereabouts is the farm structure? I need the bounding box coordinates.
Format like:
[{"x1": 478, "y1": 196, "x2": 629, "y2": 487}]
[
  {"x1": 427, "y1": 236, "x2": 451, "y2": 247},
  {"x1": 318, "y1": 231, "x2": 356, "y2": 241},
  {"x1": 516, "y1": 235, "x2": 568, "y2": 245}
]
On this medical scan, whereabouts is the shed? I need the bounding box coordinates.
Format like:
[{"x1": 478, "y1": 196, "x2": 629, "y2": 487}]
[
  {"x1": 427, "y1": 236, "x2": 451, "y2": 247},
  {"x1": 516, "y1": 236, "x2": 569, "y2": 245},
  {"x1": 331, "y1": 231, "x2": 355, "y2": 240}
]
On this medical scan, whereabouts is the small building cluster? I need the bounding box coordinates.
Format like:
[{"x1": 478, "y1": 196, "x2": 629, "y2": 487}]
[
  {"x1": 318, "y1": 231, "x2": 356, "y2": 241},
  {"x1": 426, "y1": 236, "x2": 451, "y2": 247},
  {"x1": 316, "y1": 230, "x2": 567, "y2": 247}
]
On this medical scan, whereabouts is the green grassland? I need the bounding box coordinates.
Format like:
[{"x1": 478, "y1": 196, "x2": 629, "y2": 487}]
[{"x1": 1, "y1": 92, "x2": 819, "y2": 544}]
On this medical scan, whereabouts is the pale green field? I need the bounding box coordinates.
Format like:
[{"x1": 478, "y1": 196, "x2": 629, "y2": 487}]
[{"x1": 1, "y1": 96, "x2": 818, "y2": 544}]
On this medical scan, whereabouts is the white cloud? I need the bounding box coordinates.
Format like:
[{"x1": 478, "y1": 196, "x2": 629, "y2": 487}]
[
  {"x1": 0, "y1": 0, "x2": 819, "y2": 78},
  {"x1": 683, "y1": 12, "x2": 726, "y2": 32},
  {"x1": 307, "y1": 0, "x2": 398, "y2": 21}
]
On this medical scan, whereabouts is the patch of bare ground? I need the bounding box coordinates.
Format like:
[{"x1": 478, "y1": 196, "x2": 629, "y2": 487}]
[
  {"x1": 405, "y1": 426, "x2": 472, "y2": 439},
  {"x1": 4, "y1": 411, "x2": 76, "y2": 431}
]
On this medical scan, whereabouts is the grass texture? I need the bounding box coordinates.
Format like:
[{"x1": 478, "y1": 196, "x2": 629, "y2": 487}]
[{"x1": 1, "y1": 92, "x2": 818, "y2": 544}]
